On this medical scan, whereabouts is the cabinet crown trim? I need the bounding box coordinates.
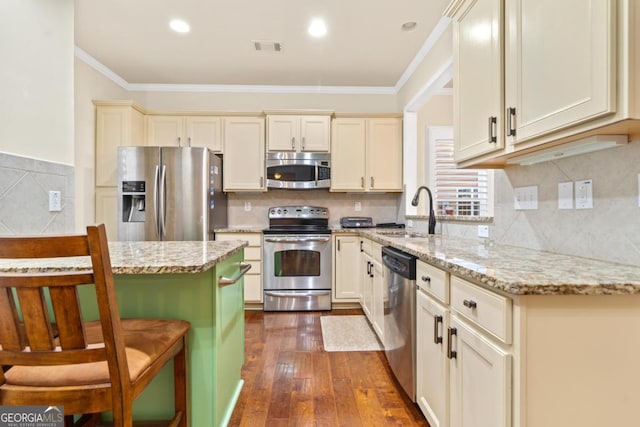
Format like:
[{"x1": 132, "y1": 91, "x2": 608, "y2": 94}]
[{"x1": 264, "y1": 109, "x2": 334, "y2": 116}]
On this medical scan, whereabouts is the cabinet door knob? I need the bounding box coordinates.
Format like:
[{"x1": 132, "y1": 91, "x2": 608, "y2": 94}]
[
  {"x1": 178, "y1": 136, "x2": 182, "y2": 147},
  {"x1": 302, "y1": 136, "x2": 306, "y2": 150},
  {"x1": 361, "y1": 177, "x2": 365, "y2": 188},
  {"x1": 370, "y1": 176, "x2": 375, "y2": 188},
  {"x1": 463, "y1": 299, "x2": 477, "y2": 309},
  {"x1": 292, "y1": 137, "x2": 296, "y2": 149}
]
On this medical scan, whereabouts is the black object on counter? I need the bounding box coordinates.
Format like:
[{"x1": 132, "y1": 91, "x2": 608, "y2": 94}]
[{"x1": 375, "y1": 222, "x2": 406, "y2": 229}]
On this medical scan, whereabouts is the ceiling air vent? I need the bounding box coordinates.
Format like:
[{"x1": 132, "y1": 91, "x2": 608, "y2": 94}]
[{"x1": 253, "y1": 40, "x2": 283, "y2": 53}]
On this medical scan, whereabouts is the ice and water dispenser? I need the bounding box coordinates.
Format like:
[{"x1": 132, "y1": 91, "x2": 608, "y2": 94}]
[{"x1": 121, "y1": 181, "x2": 146, "y2": 223}]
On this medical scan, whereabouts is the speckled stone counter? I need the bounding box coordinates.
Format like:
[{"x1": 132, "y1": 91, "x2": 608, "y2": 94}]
[
  {"x1": 357, "y1": 230, "x2": 640, "y2": 296},
  {"x1": 0, "y1": 240, "x2": 248, "y2": 274}
]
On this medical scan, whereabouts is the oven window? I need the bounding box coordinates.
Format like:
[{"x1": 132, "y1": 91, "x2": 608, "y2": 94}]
[
  {"x1": 274, "y1": 250, "x2": 320, "y2": 276},
  {"x1": 267, "y1": 165, "x2": 315, "y2": 182}
]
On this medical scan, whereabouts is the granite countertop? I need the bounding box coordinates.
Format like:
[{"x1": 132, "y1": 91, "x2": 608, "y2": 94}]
[
  {"x1": 0, "y1": 240, "x2": 248, "y2": 275},
  {"x1": 358, "y1": 230, "x2": 640, "y2": 296},
  {"x1": 215, "y1": 227, "x2": 265, "y2": 233}
]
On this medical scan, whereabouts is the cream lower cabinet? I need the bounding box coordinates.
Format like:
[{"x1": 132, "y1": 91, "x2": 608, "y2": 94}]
[
  {"x1": 416, "y1": 261, "x2": 450, "y2": 427},
  {"x1": 359, "y1": 238, "x2": 384, "y2": 342},
  {"x1": 331, "y1": 117, "x2": 403, "y2": 192},
  {"x1": 215, "y1": 232, "x2": 262, "y2": 303},
  {"x1": 146, "y1": 115, "x2": 223, "y2": 152},
  {"x1": 223, "y1": 117, "x2": 266, "y2": 192},
  {"x1": 449, "y1": 315, "x2": 511, "y2": 427},
  {"x1": 333, "y1": 234, "x2": 361, "y2": 302}
]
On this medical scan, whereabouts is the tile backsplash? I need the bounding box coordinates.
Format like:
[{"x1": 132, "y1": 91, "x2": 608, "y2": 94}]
[
  {"x1": 0, "y1": 152, "x2": 74, "y2": 235},
  {"x1": 411, "y1": 140, "x2": 640, "y2": 265},
  {"x1": 228, "y1": 190, "x2": 402, "y2": 228}
]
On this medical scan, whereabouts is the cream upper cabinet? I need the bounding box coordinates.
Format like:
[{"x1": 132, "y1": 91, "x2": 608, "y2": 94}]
[
  {"x1": 266, "y1": 114, "x2": 331, "y2": 152},
  {"x1": 330, "y1": 118, "x2": 367, "y2": 191},
  {"x1": 95, "y1": 187, "x2": 118, "y2": 241},
  {"x1": 333, "y1": 234, "x2": 361, "y2": 302},
  {"x1": 504, "y1": 0, "x2": 616, "y2": 145},
  {"x1": 94, "y1": 101, "x2": 145, "y2": 187},
  {"x1": 446, "y1": 0, "x2": 634, "y2": 167},
  {"x1": 447, "y1": 0, "x2": 505, "y2": 163},
  {"x1": 223, "y1": 117, "x2": 266, "y2": 192},
  {"x1": 146, "y1": 115, "x2": 223, "y2": 152},
  {"x1": 331, "y1": 117, "x2": 403, "y2": 192}
]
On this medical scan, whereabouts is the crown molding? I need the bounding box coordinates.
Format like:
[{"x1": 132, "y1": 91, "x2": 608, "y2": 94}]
[{"x1": 394, "y1": 16, "x2": 452, "y2": 93}]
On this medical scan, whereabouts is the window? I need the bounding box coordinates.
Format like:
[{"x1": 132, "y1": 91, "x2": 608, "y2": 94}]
[{"x1": 428, "y1": 126, "x2": 492, "y2": 217}]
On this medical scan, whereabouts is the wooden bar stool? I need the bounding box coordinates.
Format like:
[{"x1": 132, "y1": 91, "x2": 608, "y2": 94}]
[{"x1": 0, "y1": 224, "x2": 190, "y2": 427}]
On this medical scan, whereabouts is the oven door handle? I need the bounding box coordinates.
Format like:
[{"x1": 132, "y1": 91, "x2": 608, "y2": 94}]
[
  {"x1": 264, "y1": 290, "x2": 332, "y2": 298},
  {"x1": 264, "y1": 237, "x2": 331, "y2": 243}
]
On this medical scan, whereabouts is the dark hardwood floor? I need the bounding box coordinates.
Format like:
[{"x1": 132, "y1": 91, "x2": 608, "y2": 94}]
[{"x1": 228, "y1": 309, "x2": 429, "y2": 426}]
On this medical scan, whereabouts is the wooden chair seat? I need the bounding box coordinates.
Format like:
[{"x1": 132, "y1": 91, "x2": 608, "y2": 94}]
[
  {"x1": 0, "y1": 224, "x2": 190, "y2": 427},
  {"x1": 3, "y1": 318, "x2": 189, "y2": 387}
]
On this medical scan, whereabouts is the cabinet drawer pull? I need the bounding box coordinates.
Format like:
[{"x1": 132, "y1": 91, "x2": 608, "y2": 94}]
[
  {"x1": 488, "y1": 116, "x2": 497, "y2": 143},
  {"x1": 302, "y1": 136, "x2": 306, "y2": 150},
  {"x1": 506, "y1": 107, "x2": 517, "y2": 136},
  {"x1": 463, "y1": 299, "x2": 477, "y2": 309},
  {"x1": 360, "y1": 240, "x2": 364, "y2": 252},
  {"x1": 433, "y1": 315, "x2": 443, "y2": 344},
  {"x1": 370, "y1": 176, "x2": 375, "y2": 188},
  {"x1": 177, "y1": 136, "x2": 182, "y2": 147},
  {"x1": 421, "y1": 275, "x2": 431, "y2": 283},
  {"x1": 447, "y1": 327, "x2": 457, "y2": 359},
  {"x1": 361, "y1": 177, "x2": 365, "y2": 188},
  {"x1": 292, "y1": 137, "x2": 296, "y2": 149}
]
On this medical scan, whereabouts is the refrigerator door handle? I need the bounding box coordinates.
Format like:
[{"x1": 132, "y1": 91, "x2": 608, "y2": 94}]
[
  {"x1": 153, "y1": 165, "x2": 161, "y2": 238},
  {"x1": 159, "y1": 164, "x2": 167, "y2": 238}
]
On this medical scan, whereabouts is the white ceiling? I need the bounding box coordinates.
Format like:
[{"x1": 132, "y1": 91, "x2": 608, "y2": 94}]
[{"x1": 74, "y1": 0, "x2": 450, "y2": 88}]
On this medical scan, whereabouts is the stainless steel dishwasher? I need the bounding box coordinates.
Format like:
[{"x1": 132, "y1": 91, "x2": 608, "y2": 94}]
[{"x1": 381, "y1": 245, "x2": 417, "y2": 401}]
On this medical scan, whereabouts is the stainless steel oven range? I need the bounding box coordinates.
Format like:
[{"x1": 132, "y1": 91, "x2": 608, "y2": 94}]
[{"x1": 263, "y1": 206, "x2": 332, "y2": 311}]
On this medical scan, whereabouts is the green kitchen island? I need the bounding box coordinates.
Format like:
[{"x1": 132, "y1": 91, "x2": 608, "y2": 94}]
[{"x1": 0, "y1": 239, "x2": 249, "y2": 427}]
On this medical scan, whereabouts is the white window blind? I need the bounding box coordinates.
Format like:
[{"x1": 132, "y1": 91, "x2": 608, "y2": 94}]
[{"x1": 429, "y1": 127, "x2": 491, "y2": 217}]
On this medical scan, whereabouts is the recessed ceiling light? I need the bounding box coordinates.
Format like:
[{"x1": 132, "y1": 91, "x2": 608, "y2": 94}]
[
  {"x1": 169, "y1": 19, "x2": 190, "y2": 33},
  {"x1": 308, "y1": 18, "x2": 327, "y2": 38},
  {"x1": 401, "y1": 21, "x2": 417, "y2": 31}
]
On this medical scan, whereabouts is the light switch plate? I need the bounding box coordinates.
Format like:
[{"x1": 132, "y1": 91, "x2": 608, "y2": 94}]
[
  {"x1": 575, "y1": 179, "x2": 593, "y2": 209},
  {"x1": 558, "y1": 182, "x2": 574, "y2": 209},
  {"x1": 355, "y1": 202, "x2": 362, "y2": 212},
  {"x1": 244, "y1": 201, "x2": 251, "y2": 212},
  {"x1": 514, "y1": 186, "x2": 538, "y2": 210},
  {"x1": 478, "y1": 225, "x2": 489, "y2": 238}
]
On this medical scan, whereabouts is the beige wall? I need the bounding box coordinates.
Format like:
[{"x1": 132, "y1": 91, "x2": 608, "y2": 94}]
[
  {"x1": 74, "y1": 58, "x2": 131, "y2": 231},
  {"x1": 397, "y1": 26, "x2": 453, "y2": 110},
  {"x1": 0, "y1": 0, "x2": 74, "y2": 165},
  {"x1": 133, "y1": 90, "x2": 398, "y2": 113},
  {"x1": 417, "y1": 94, "x2": 453, "y2": 186}
]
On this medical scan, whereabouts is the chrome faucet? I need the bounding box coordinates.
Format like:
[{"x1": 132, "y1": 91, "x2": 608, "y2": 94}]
[{"x1": 411, "y1": 186, "x2": 436, "y2": 235}]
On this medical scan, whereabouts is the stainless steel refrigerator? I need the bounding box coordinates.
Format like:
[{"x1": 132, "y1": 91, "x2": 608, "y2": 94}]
[{"x1": 117, "y1": 146, "x2": 227, "y2": 241}]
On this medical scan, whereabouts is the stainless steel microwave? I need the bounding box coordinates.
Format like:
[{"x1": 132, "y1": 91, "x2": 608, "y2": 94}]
[{"x1": 266, "y1": 152, "x2": 330, "y2": 189}]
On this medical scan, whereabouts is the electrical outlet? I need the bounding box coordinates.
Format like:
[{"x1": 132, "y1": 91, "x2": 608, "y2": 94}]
[
  {"x1": 575, "y1": 179, "x2": 593, "y2": 209},
  {"x1": 48, "y1": 191, "x2": 62, "y2": 212},
  {"x1": 244, "y1": 201, "x2": 251, "y2": 212},
  {"x1": 355, "y1": 202, "x2": 362, "y2": 212},
  {"x1": 558, "y1": 182, "x2": 574, "y2": 209},
  {"x1": 478, "y1": 225, "x2": 489, "y2": 238}
]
